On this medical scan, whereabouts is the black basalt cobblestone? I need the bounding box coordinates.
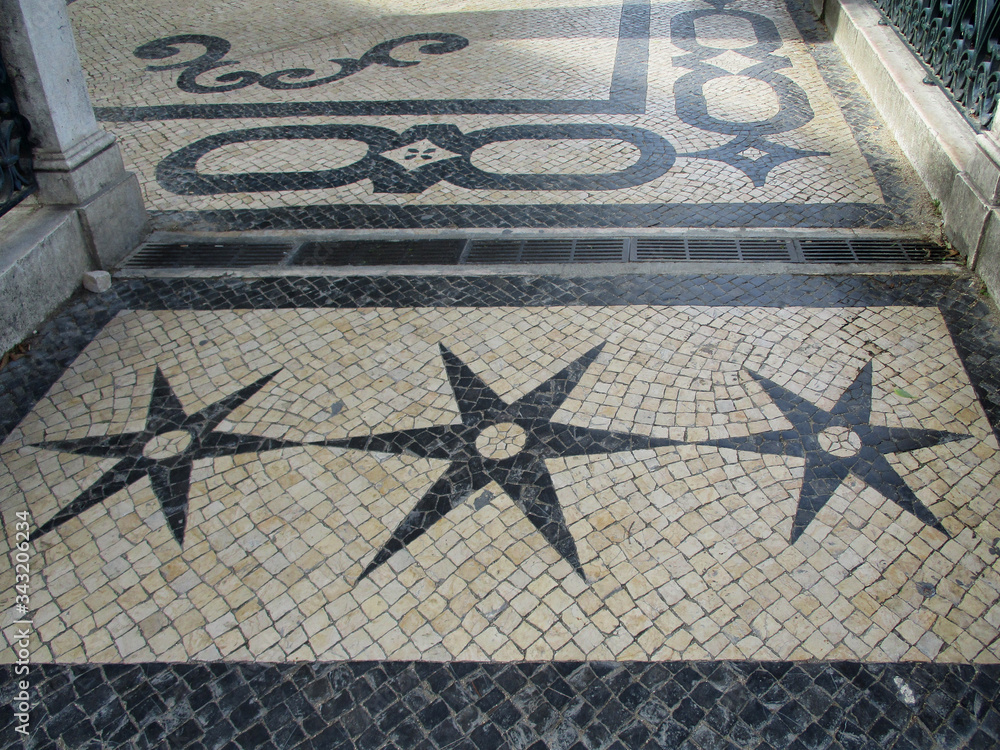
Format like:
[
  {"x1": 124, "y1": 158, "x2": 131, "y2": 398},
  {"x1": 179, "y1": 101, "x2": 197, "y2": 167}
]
[
  {"x1": 2, "y1": 661, "x2": 1000, "y2": 749},
  {"x1": 145, "y1": 202, "x2": 911, "y2": 233},
  {"x1": 2, "y1": 274, "x2": 998, "y2": 447}
]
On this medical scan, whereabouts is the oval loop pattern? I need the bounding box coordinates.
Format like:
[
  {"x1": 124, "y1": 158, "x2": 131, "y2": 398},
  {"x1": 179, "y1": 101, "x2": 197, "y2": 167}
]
[
  {"x1": 156, "y1": 123, "x2": 676, "y2": 194},
  {"x1": 672, "y1": 1, "x2": 827, "y2": 186}
]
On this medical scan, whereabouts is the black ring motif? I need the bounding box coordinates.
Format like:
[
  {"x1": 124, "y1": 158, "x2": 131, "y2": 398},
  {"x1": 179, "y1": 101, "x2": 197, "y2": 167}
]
[
  {"x1": 672, "y1": 2, "x2": 828, "y2": 186},
  {"x1": 156, "y1": 123, "x2": 676, "y2": 194}
]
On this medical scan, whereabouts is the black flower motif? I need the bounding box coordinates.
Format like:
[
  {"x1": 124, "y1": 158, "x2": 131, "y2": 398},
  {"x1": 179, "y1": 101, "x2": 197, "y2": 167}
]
[
  {"x1": 696, "y1": 362, "x2": 969, "y2": 542},
  {"x1": 32, "y1": 368, "x2": 304, "y2": 545},
  {"x1": 322, "y1": 342, "x2": 682, "y2": 580}
]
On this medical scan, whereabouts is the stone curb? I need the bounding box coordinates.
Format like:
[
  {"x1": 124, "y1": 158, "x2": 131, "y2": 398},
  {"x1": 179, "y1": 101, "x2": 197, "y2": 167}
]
[{"x1": 820, "y1": 0, "x2": 1000, "y2": 298}]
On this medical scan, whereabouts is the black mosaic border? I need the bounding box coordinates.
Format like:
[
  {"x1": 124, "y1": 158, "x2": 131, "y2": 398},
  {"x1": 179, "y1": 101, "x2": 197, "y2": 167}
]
[
  {"x1": 147, "y1": 202, "x2": 911, "y2": 232},
  {"x1": 96, "y1": 97, "x2": 642, "y2": 121},
  {"x1": 1, "y1": 274, "x2": 998, "y2": 449},
  {"x1": 780, "y1": 0, "x2": 937, "y2": 228},
  {"x1": 2, "y1": 660, "x2": 999, "y2": 750}
]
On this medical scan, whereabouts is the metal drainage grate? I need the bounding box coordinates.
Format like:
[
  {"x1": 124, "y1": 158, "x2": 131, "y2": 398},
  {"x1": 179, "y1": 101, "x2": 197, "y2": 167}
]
[
  {"x1": 799, "y1": 238, "x2": 947, "y2": 263},
  {"x1": 293, "y1": 239, "x2": 465, "y2": 266},
  {"x1": 123, "y1": 242, "x2": 292, "y2": 269},
  {"x1": 465, "y1": 238, "x2": 628, "y2": 264},
  {"x1": 121, "y1": 235, "x2": 951, "y2": 269},
  {"x1": 468, "y1": 237, "x2": 947, "y2": 264},
  {"x1": 634, "y1": 237, "x2": 794, "y2": 262}
]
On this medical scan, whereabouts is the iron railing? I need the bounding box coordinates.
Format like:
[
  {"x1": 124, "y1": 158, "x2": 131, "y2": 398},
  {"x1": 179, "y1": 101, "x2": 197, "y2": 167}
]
[
  {"x1": 873, "y1": 0, "x2": 1000, "y2": 130},
  {"x1": 1, "y1": 44, "x2": 36, "y2": 217}
]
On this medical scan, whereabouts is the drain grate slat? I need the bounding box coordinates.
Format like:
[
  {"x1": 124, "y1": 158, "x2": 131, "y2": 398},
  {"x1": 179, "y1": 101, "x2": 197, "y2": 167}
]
[
  {"x1": 466, "y1": 238, "x2": 628, "y2": 263},
  {"x1": 740, "y1": 239, "x2": 793, "y2": 261},
  {"x1": 461, "y1": 240, "x2": 521, "y2": 263},
  {"x1": 521, "y1": 239, "x2": 574, "y2": 263},
  {"x1": 573, "y1": 239, "x2": 630, "y2": 262},
  {"x1": 122, "y1": 236, "x2": 952, "y2": 269},
  {"x1": 123, "y1": 242, "x2": 293, "y2": 269},
  {"x1": 687, "y1": 239, "x2": 740, "y2": 261},
  {"x1": 799, "y1": 238, "x2": 947, "y2": 263},
  {"x1": 634, "y1": 237, "x2": 794, "y2": 262},
  {"x1": 292, "y1": 239, "x2": 465, "y2": 266},
  {"x1": 634, "y1": 239, "x2": 686, "y2": 261}
]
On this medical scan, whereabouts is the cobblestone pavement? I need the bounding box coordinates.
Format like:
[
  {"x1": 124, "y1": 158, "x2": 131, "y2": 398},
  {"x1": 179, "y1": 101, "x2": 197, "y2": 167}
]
[
  {"x1": 2, "y1": 272, "x2": 1000, "y2": 747},
  {"x1": 3, "y1": 0, "x2": 997, "y2": 746},
  {"x1": 66, "y1": 0, "x2": 938, "y2": 232}
]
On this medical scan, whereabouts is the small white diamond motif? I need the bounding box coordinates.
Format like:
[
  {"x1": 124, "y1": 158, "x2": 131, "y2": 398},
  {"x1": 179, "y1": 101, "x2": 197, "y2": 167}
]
[
  {"x1": 707, "y1": 50, "x2": 759, "y2": 76},
  {"x1": 738, "y1": 147, "x2": 768, "y2": 162},
  {"x1": 380, "y1": 139, "x2": 461, "y2": 171}
]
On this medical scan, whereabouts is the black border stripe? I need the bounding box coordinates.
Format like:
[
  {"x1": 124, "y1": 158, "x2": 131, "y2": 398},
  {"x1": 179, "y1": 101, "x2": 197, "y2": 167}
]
[
  {"x1": 147, "y1": 203, "x2": 908, "y2": 232},
  {"x1": 3, "y1": 660, "x2": 998, "y2": 749},
  {"x1": 1, "y1": 275, "x2": 997, "y2": 448}
]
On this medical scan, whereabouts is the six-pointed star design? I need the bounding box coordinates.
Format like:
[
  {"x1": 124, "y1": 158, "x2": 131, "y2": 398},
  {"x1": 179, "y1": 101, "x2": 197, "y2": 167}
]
[
  {"x1": 695, "y1": 362, "x2": 969, "y2": 542},
  {"x1": 323, "y1": 342, "x2": 681, "y2": 580},
  {"x1": 32, "y1": 368, "x2": 304, "y2": 545}
]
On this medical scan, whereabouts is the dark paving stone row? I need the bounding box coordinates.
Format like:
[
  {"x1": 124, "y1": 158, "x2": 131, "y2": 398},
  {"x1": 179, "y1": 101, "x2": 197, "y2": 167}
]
[
  {"x1": 1, "y1": 660, "x2": 999, "y2": 749},
  {"x1": 2, "y1": 274, "x2": 998, "y2": 449},
  {"x1": 146, "y1": 202, "x2": 910, "y2": 233}
]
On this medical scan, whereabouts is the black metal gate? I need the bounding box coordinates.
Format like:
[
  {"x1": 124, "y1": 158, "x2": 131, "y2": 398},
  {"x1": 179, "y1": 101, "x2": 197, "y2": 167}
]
[
  {"x1": 1, "y1": 43, "x2": 36, "y2": 217},
  {"x1": 873, "y1": 0, "x2": 1000, "y2": 129}
]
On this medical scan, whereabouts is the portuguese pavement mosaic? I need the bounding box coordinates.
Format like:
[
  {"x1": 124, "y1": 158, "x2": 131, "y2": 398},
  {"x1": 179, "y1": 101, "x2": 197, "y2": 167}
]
[
  {"x1": 66, "y1": 0, "x2": 938, "y2": 231},
  {"x1": 1, "y1": 273, "x2": 1000, "y2": 747},
  {"x1": 3, "y1": 0, "x2": 1000, "y2": 746}
]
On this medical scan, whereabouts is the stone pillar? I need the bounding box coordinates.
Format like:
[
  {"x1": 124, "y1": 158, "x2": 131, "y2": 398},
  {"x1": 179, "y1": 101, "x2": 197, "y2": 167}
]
[{"x1": 0, "y1": 0, "x2": 146, "y2": 267}]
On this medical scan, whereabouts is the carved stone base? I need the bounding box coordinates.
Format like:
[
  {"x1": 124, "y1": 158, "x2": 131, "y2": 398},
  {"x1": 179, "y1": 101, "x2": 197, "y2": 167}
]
[
  {"x1": 74, "y1": 170, "x2": 148, "y2": 268},
  {"x1": 0, "y1": 208, "x2": 92, "y2": 353},
  {"x1": 32, "y1": 131, "x2": 120, "y2": 205}
]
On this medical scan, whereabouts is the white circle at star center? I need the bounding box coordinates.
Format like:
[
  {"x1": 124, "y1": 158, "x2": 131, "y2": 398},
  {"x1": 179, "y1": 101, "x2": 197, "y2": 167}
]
[
  {"x1": 817, "y1": 425, "x2": 862, "y2": 457},
  {"x1": 143, "y1": 430, "x2": 193, "y2": 459},
  {"x1": 476, "y1": 422, "x2": 528, "y2": 460}
]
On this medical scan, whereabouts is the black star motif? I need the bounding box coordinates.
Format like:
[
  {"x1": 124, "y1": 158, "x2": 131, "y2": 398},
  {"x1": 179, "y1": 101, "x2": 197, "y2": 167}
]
[
  {"x1": 696, "y1": 361, "x2": 969, "y2": 543},
  {"x1": 32, "y1": 367, "x2": 304, "y2": 545},
  {"x1": 323, "y1": 342, "x2": 682, "y2": 580}
]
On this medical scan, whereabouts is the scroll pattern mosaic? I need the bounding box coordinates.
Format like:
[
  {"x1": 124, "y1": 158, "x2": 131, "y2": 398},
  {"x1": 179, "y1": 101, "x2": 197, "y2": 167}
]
[{"x1": 67, "y1": 0, "x2": 937, "y2": 229}]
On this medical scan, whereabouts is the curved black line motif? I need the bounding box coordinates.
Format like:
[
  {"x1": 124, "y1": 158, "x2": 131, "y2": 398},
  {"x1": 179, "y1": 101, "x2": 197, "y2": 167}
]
[
  {"x1": 155, "y1": 123, "x2": 676, "y2": 194},
  {"x1": 101, "y1": 0, "x2": 652, "y2": 120},
  {"x1": 671, "y1": 0, "x2": 828, "y2": 186},
  {"x1": 134, "y1": 33, "x2": 470, "y2": 94}
]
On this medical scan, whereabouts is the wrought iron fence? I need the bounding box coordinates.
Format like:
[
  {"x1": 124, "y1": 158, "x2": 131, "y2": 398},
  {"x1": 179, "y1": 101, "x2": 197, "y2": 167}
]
[
  {"x1": 1, "y1": 44, "x2": 36, "y2": 217},
  {"x1": 872, "y1": 0, "x2": 1000, "y2": 130}
]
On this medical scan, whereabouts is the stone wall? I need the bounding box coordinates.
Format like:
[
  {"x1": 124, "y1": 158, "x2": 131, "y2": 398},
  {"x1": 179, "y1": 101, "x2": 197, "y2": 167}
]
[{"x1": 819, "y1": 0, "x2": 1000, "y2": 297}]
